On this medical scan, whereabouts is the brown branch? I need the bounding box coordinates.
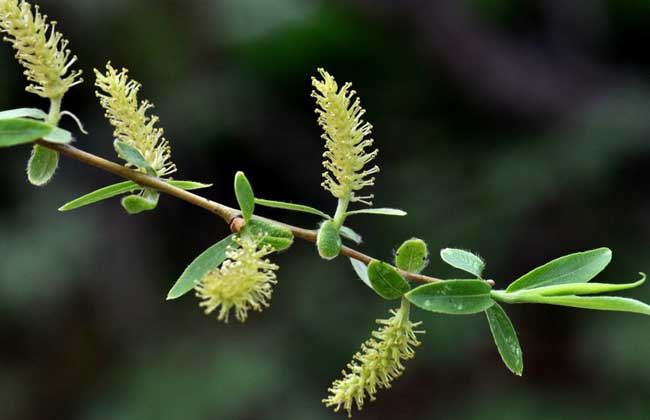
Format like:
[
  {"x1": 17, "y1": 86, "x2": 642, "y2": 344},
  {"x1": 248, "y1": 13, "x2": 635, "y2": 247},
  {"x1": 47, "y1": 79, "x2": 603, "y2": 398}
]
[{"x1": 38, "y1": 140, "x2": 443, "y2": 284}]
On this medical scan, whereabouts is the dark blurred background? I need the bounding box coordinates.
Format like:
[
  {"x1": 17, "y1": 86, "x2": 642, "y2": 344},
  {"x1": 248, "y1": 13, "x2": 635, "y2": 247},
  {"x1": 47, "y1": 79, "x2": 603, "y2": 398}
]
[{"x1": 1, "y1": 1, "x2": 650, "y2": 419}]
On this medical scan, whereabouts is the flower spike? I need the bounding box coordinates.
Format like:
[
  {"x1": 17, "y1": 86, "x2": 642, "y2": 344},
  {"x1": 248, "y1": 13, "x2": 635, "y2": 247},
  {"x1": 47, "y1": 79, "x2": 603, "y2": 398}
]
[
  {"x1": 95, "y1": 63, "x2": 176, "y2": 177},
  {"x1": 323, "y1": 299, "x2": 424, "y2": 416},
  {"x1": 0, "y1": 0, "x2": 83, "y2": 99},
  {"x1": 195, "y1": 235, "x2": 279, "y2": 323},
  {"x1": 312, "y1": 68, "x2": 379, "y2": 206}
]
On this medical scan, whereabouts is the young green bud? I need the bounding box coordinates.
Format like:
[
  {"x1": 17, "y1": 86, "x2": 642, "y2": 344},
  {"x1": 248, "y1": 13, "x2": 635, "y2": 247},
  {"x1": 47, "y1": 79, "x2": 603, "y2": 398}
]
[
  {"x1": 27, "y1": 144, "x2": 58, "y2": 186},
  {"x1": 317, "y1": 220, "x2": 342, "y2": 260},
  {"x1": 395, "y1": 238, "x2": 429, "y2": 274},
  {"x1": 120, "y1": 190, "x2": 159, "y2": 215}
]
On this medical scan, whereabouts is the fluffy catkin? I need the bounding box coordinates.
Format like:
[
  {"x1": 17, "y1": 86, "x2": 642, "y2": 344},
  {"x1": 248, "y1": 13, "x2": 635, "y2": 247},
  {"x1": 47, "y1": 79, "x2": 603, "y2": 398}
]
[
  {"x1": 195, "y1": 235, "x2": 279, "y2": 323},
  {"x1": 95, "y1": 63, "x2": 176, "y2": 177},
  {"x1": 0, "y1": 0, "x2": 82, "y2": 99},
  {"x1": 312, "y1": 68, "x2": 379, "y2": 205},
  {"x1": 323, "y1": 299, "x2": 423, "y2": 416}
]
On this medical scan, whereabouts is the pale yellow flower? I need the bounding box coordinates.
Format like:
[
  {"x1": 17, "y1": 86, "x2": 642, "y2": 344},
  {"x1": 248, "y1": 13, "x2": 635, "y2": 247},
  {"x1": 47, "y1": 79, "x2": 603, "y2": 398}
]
[
  {"x1": 95, "y1": 63, "x2": 176, "y2": 177},
  {"x1": 323, "y1": 300, "x2": 423, "y2": 416},
  {"x1": 195, "y1": 235, "x2": 279, "y2": 323},
  {"x1": 0, "y1": 0, "x2": 82, "y2": 99},
  {"x1": 312, "y1": 68, "x2": 379, "y2": 206}
]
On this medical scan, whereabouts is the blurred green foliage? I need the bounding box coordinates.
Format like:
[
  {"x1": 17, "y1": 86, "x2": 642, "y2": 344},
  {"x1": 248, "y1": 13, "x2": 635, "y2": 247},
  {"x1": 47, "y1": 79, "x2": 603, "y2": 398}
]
[{"x1": 1, "y1": 0, "x2": 650, "y2": 419}]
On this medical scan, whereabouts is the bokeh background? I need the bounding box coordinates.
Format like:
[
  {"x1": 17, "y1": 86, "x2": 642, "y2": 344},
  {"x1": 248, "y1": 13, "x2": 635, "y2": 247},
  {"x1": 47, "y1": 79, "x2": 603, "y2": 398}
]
[{"x1": 1, "y1": 1, "x2": 650, "y2": 419}]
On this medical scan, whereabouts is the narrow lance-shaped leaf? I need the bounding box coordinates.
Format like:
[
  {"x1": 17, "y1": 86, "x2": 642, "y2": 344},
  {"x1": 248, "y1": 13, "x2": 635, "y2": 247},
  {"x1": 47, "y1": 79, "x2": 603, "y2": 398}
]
[
  {"x1": 406, "y1": 280, "x2": 495, "y2": 315},
  {"x1": 521, "y1": 294, "x2": 650, "y2": 316},
  {"x1": 167, "y1": 235, "x2": 238, "y2": 300},
  {"x1": 0, "y1": 108, "x2": 47, "y2": 120},
  {"x1": 345, "y1": 208, "x2": 407, "y2": 217},
  {"x1": 60, "y1": 181, "x2": 142, "y2": 211},
  {"x1": 367, "y1": 260, "x2": 410, "y2": 300},
  {"x1": 254, "y1": 198, "x2": 330, "y2": 219},
  {"x1": 350, "y1": 258, "x2": 372, "y2": 289},
  {"x1": 166, "y1": 180, "x2": 213, "y2": 190},
  {"x1": 0, "y1": 118, "x2": 54, "y2": 147},
  {"x1": 440, "y1": 248, "x2": 485, "y2": 279},
  {"x1": 519, "y1": 273, "x2": 646, "y2": 297},
  {"x1": 234, "y1": 171, "x2": 255, "y2": 222},
  {"x1": 396, "y1": 238, "x2": 429, "y2": 274},
  {"x1": 27, "y1": 145, "x2": 59, "y2": 186},
  {"x1": 59, "y1": 180, "x2": 213, "y2": 212},
  {"x1": 485, "y1": 303, "x2": 523, "y2": 376},
  {"x1": 506, "y1": 248, "x2": 612, "y2": 293}
]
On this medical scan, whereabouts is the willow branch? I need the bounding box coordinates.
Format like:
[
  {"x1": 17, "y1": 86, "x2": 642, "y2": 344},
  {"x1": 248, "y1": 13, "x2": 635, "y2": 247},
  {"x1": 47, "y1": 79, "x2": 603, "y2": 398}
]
[{"x1": 37, "y1": 139, "x2": 443, "y2": 284}]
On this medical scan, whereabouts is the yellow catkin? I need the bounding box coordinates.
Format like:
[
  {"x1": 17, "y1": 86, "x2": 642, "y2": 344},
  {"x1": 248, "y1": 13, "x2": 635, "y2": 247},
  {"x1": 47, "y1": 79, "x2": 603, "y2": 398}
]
[
  {"x1": 95, "y1": 63, "x2": 176, "y2": 177},
  {"x1": 323, "y1": 300, "x2": 423, "y2": 417},
  {"x1": 195, "y1": 235, "x2": 279, "y2": 323},
  {"x1": 0, "y1": 0, "x2": 82, "y2": 99},
  {"x1": 312, "y1": 68, "x2": 379, "y2": 206}
]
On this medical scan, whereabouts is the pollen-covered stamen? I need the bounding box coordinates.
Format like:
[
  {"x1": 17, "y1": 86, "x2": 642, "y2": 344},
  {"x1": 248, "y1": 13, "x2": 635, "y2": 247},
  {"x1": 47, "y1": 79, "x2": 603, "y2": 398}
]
[
  {"x1": 0, "y1": 0, "x2": 83, "y2": 99},
  {"x1": 195, "y1": 235, "x2": 279, "y2": 323},
  {"x1": 95, "y1": 63, "x2": 176, "y2": 177},
  {"x1": 323, "y1": 300, "x2": 424, "y2": 417},
  {"x1": 312, "y1": 68, "x2": 379, "y2": 206}
]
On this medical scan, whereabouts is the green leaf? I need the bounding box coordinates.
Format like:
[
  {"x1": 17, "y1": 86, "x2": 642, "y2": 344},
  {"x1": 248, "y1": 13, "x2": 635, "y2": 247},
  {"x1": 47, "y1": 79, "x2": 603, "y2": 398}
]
[
  {"x1": 59, "y1": 180, "x2": 213, "y2": 212},
  {"x1": 317, "y1": 220, "x2": 341, "y2": 260},
  {"x1": 114, "y1": 140, "x2": 155, "y2": 174},
  {"x1": 43, "y1": 127, "x2": 73, "y2": 144},
  {"x1": 234, "y1": 171, "x2": 255, "y2": 222},
  {"x1": 167, "y1": 180, "x2": 213, "y2": 191},
  {"x1": 254, "y1": 198, "x2": 330, "y2": 219},
  {"x1": 523, "y1": 273, "x2": 646, "y2": 297},
  {"x1": 0, "y1": 118, "x2": 54, "y2": 147},
  {"x1": 350, "y1": 258, "x2": 372, "y2": 289},
  {"x1": 506, "y1": 248, "x2": 612, "y2": 293},
  {"x1": 396, "y1": 238, "x2": 429, "y2": 274},
  {"x1": 240, "y1": 219, "x2": 294, "y2": 252},
  {"x1": 367, "y1": 261, "x2": 410, "y2": 300},
  {"x1": 521, "y1": 294, "x2": 650, "y2": 316},
  {"x1": 60, "y1": 181, "x2": 138, "y2": 211},
  {"x1": 485, "y1": 303, "x2": 523, "y2": 376},
  {"x1": 27, "y1": 145, "x2": 59, "y2": 186},
  {"x1": 121, "y1": 191, "x2": 159, "y2": 215},
  {"x1": 339, "y1": 225, "x2": 363, "y2": 244},
  {"x1": 345, "y1": 208, "x2": 407, "y2": 217},
  {"x1": 440, "y1": 248, "x2": 485, "y2": 279},
  {"x1": 167, "y1": 235, "x2": 238, "y2": 300},
  {"x1": 406, "y1": 280, "x2": 495, "y2": 315},
  {"x1": 0, "y1": 108, "x2": 47, "y2": 120}
]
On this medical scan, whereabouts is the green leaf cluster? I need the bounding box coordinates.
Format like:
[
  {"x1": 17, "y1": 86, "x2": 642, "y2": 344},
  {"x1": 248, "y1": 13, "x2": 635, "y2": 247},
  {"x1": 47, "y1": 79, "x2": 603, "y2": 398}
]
[{"x1": 491, "y1": 248, "x2": 650, "y2": 316}]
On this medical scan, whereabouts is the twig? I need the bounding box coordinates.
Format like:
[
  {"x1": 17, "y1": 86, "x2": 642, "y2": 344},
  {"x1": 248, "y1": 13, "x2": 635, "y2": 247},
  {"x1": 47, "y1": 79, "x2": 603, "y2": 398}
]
[{"x1": 37, "y1": 140, "x2": 443, "y2": 284}]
